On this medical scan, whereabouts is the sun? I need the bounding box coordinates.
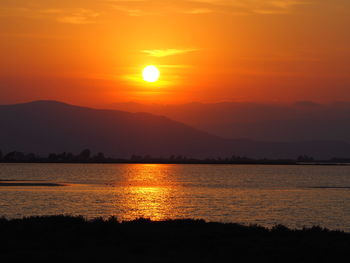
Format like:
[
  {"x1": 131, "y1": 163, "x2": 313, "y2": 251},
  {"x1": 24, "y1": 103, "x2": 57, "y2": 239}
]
[{"x1": 142, "y1": 65, "x2": 160, "y2": 83}]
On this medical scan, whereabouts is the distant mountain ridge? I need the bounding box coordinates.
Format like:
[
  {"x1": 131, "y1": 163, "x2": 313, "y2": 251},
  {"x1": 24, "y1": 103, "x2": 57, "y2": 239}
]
[
  {"x1": 109, "y1": 101, "x2": 350, "y2": 143},
  {"x1": 1, "y1": 100, "x2": 350, "y2": 159}
]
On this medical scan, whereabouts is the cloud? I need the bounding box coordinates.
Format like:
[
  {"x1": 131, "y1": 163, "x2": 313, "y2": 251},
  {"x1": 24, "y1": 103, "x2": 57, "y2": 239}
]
[
  {"x1": 0, "y1": 0, "x2": 310, "y2": 24},
  {"x1": 108, "y1": 0, "x2": 308, "y2": 16},
  {"x1": 182, "y1": 8, "x2": 213, "y2": 14},
  {"x1": 141, "y1": 48, "x2": 199, "y2": 57},
  {"x1": 112, "y1": 5, "x2": 154, "y2": 16},
  {"x1": 159, "y1": 64, "x2": 192, "y2": 69},
  {"x1": 193, "y1": 0, "x2": 310, "y2": 15},
  {"x1": 56, "y1": 9, "x2": 100, "y2": 24},
  {"x1": 251, "y1": 0, "x2": 309, "y2": 14},
  {"x1": 0, "y1": 4, "x2": 100, "y2": 24},
  {"x1": 39, "y1": 9, "x2": 63, "y2": 14}
]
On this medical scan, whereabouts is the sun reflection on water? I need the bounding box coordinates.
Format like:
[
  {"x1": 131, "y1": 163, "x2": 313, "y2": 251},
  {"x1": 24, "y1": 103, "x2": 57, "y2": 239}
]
[{"x1": 115, "y1": 164, "x2": 178, "y2": 220}]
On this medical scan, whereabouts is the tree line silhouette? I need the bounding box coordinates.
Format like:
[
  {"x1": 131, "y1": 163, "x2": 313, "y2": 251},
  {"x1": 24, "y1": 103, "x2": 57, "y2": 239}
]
[{"x1": 0, "y1": 149, "x2": 349, "y2": 164}]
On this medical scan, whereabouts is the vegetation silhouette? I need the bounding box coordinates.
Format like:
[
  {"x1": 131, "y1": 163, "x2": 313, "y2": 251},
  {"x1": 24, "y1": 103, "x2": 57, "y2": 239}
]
[
  {"x1": 0, "y1": 215, "x2": 348, "y2": 262},
  {"x1": 0, "y1": 149, "x2": 350, "y2": 165}
]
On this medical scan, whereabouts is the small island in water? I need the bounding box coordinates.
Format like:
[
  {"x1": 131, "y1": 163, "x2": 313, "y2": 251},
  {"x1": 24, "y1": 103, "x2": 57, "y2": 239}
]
[{"x1": 0, "y1": 180, "x2": 66, "y2": 187}]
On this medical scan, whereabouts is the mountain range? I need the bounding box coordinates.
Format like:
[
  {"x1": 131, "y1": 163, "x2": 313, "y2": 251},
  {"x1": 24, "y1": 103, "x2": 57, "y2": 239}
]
[
  {"x1": 1, "y1": 100, "x2": 350, "y2": 159},
  {"x1": 109, "y1": 101, "x2": 350, "y2": 143}
]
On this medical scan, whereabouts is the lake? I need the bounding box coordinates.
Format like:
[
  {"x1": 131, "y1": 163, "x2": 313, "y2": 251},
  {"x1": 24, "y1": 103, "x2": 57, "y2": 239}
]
[{"x1": 0, "y1": 163, "x2": 349, "y2": 231}]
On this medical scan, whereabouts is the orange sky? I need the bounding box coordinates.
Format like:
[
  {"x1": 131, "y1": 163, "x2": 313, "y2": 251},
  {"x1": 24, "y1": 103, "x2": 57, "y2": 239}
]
[{"x1": 1, "y1": 0, "x2": 350, "y2": 106}]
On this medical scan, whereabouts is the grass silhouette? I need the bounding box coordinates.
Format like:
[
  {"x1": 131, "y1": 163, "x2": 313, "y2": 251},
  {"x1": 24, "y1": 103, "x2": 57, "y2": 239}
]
[{"x1": 0, "y1": 215, "x2": 348, "y2": 262}]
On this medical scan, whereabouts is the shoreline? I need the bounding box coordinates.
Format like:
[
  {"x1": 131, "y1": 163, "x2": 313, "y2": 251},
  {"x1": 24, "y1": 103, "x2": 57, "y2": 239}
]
[{"x1": 1, "y1": 161, "x2": 350, "y2": 166}]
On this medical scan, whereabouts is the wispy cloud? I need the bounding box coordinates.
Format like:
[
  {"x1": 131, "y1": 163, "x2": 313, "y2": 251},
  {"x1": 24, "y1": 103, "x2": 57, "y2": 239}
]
[
  {"x1": 55, "y1": 9, "x2": 100, "y2": 24},
  {"x1": 142, "y1": 48, "x2": 199, "y2": 57},
  {"x1": 0, "y1": 5, "x2": 100, "y2": 24},
  {"x1": 182, "y1": 8, "x2": 213, "y2": 14},
  {"x1": 159, "y1": 64, "x2": 192, "y2": 69},
  {"x1": 195, "y1": 0, "x2": 309, "y2": 15},
  {"x1": 108, "y1": 0, "x2": 308, "y2": 16},
  {"x1": 250, "y1": 0, "x2": 309, "y2": 15},
  {"x1": 0, "y1": 0, "x2": 311, "y2": 21}
]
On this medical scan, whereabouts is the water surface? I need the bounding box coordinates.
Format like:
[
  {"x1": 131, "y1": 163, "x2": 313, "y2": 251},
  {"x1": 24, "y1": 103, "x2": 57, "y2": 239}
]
[{"x1": 0, "y1": 163, "x2": 349, "y2": 231}]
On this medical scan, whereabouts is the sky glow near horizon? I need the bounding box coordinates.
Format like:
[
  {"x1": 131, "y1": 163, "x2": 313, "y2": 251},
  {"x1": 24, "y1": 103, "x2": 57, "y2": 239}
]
[{"x1": 0, "y1": 0, "x2": 349, "y2": 106}]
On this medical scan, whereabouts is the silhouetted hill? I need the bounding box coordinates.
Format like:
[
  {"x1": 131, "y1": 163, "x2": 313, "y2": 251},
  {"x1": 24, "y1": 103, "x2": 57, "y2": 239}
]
[
  {"x1": 1, "y1": 100, "x2": 350, "y2": 159},
  {"x1": 109, "y1": 101, "x2": 350, "y2": 142},
  {"x1": 0, "y1": 100, "x2": 228, "y2": 158}
]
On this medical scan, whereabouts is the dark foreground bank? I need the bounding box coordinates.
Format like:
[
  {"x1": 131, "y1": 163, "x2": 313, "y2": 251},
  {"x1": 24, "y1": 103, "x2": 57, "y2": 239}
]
[{"x1": 1, "y1": 216, "x2": 349, "y2": 262}]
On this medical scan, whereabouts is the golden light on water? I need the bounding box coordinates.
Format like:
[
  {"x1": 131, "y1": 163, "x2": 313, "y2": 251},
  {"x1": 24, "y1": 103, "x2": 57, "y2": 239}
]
[
  {"x1": 125, "y1": 186, "x2": 171, "y2": 220},
  {"x1": 117, "y1": 164, "x2": 177, "y2": 220}
]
